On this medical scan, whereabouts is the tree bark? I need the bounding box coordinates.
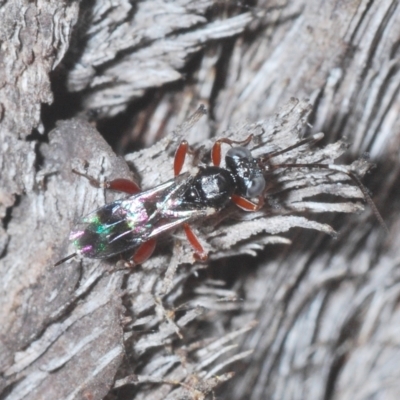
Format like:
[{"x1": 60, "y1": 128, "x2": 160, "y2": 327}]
[{"x1": 1, "y1": 1, "x2": 399, "y2": 400}]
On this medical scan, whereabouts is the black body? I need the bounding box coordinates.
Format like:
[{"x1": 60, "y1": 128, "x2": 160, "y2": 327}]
[{"x1": 70, "y1": 146, "x2": 266, "y2": 259}]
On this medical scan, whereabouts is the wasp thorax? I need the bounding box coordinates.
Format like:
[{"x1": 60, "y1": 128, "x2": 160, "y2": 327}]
[{"x1": 184, "y1": 167, "x2": 235, "y2": 209}]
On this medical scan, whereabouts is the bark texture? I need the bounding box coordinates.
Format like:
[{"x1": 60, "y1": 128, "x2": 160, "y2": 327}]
[{"x1": 1, "y1": 1, "x2": 399, "y2": 400}]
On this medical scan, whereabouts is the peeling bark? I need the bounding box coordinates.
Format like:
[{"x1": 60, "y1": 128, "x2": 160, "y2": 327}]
[{"x1": 1, "y1": 1, "x2": 399, "y2": 400}]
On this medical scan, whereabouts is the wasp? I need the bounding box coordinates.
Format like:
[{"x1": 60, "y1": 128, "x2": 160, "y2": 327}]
[{"x1": 55, "y1": 132, "x2": 386, "y2": 267}]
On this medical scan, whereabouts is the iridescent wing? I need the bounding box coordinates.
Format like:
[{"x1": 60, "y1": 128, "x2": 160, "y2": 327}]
[
  {"x1": 70, "y1": 200, "x2": 139, "y2": 258},
  {"x1": 70, "y1": 173, "x2": 205, "y2": 259}
]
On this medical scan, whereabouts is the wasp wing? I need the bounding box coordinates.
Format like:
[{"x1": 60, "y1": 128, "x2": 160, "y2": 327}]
[{"x1": 70, "y1": 173, "x2": 207, "y2": 259}]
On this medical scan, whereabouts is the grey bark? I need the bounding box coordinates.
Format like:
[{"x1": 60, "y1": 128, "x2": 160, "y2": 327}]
[{"x1": 1, "y1": 1, "x2": 399, "y2": 400}]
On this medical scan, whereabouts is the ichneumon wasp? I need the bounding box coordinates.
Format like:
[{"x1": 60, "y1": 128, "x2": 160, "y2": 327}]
[{"x1": 55, "y1": 131, "x2": 387, "y2": 267}]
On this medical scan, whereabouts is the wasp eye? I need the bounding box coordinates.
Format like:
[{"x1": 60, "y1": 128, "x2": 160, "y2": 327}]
[
  {"x1": 226, "y1": 146, "x2": 252, "y2": 160},
  {"x1": 246, "y1": 175, "x2": 266, "y2": 197}
]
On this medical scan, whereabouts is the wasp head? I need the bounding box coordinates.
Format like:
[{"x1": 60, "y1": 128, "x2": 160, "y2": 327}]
[{"x1": 225, "y1": 147, "x2": 266, "y2": 199}]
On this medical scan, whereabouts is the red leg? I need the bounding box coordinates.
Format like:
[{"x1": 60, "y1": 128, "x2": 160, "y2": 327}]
[
  {"x1": 106, "y1": 179, "x2": 140, "y2": 195},
  {"x1": 211, "y1": 141, "x2": 223, "y2": 167},
  {"x1": 174, "y1": 140, "x2": 189, "y2": 176},
  {"x1": 183, "y1": 223, "x2": 208, "y2": 261},
  {"x1": 131, "y1": 239, "x2": 157, "y2": 265},
  {"x1": 232, "y1": 194, "x2": 264, "y2": 212},
  {"x1": 211, "y1": 134, "x2": 254, "y2": 167},
  {"x1": 72, "y1": 169, "x2": 141, "y2": 195}
]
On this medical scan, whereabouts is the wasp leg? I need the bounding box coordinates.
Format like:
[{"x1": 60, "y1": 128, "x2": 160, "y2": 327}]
[
  {"x1": 130, "y1": 238, "x2": 157, "y2": 265},
  {"x1": 174, "y1": 140, "x2": 189, "y2": 176},
  {"x1": 183, "y1": 223, "x2": 208, "y2": 261},
  {"x1": 232, "y1": 194, "x2": 264, "y2": 211},
  {"x1": 72, "y1": 169, "x2": 140, "y2": 195},
  {"x1": 212, "y1": 134, "x2": 254, "y2": 167},
  {"x1": 174, "y1": 140, "x2": 205, "y2": 176},
  {"x1": 105, "y1": 179, "x2": 140, "y2": 195}
]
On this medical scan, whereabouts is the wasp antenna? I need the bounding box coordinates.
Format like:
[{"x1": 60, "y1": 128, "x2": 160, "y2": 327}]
[
  {"x1": 327, "y1": 164, "x2": 389, "y2": 234},
  {"x1": 262, "y1": 133, "x2": 325, "y2": 162},
  {"x1": 54, "y1": 252, "x2": 77, "y2": 267},
  {"x1": 174, "y1": 105, "x2": 207, "y2": 135},
  {"x1": 272, "y1": 162, "x2": 389, "y2": 233}
]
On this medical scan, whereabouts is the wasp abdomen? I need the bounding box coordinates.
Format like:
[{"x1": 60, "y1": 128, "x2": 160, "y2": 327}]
[{"x1": 70, "y1": 202, "x2": 143, "y2": 258}]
